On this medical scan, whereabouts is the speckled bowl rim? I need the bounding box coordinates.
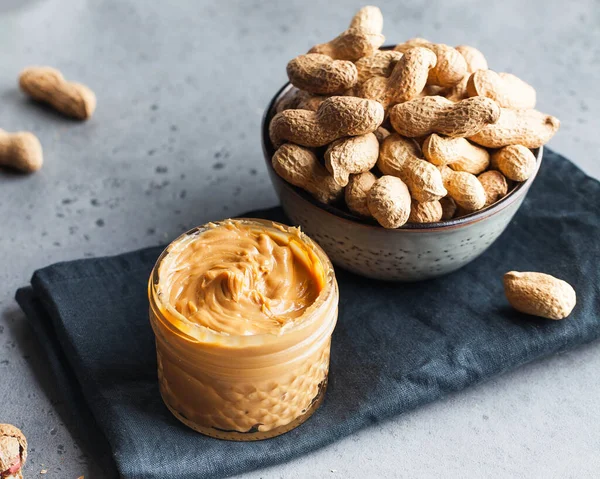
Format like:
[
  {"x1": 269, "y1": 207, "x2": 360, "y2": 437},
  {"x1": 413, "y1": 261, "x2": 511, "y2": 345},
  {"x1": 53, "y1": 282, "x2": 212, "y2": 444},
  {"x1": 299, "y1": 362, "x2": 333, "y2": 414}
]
[{"x1": 261, "y1": 58, "x2": 543, "y2": 232}]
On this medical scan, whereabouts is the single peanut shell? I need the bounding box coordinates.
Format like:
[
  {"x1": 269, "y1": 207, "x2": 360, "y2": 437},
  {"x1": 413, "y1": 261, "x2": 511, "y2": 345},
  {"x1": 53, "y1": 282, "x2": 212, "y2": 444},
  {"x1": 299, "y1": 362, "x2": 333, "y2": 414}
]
[
  {"x1": 504, "y1": 271, "x2": 576, "y2": 320},
  {"x1": 378, "y1": 133, "x2": 447, "y2": 202},
  {"x1": 19, "y1": 66, "x2": 96, "y2": 120},
  {"x1": 287, "y1": 54, "x2": 358, "y2": 94},
  {"x1": 0, "y1": 424, "x2": 27, "y2": 477},
  {"x1": 276, "y1": 88, "x2": 328, "y2": 113},
  {"x1": 390, "y1": 95, "x2": 500, "y2": 138},
  {"x1": 309, "y1": 27, "x2": 385, "y2": 61},
  {"x1": 455, "y1": 45, "x2": 488, "y2": 73},
  {"x1": 354, "y1": 50, "x2": 403, "y2": 85},
  {"x1": 478, "y1": 170, "x2": 508, "y2": 206},
  {"x1": 349, "y1": 6, "x2": 384, "y2": 34},
  {"x1": 269, "y1": 96, "x2": 384, "y2": 147},
  {"x1": 469, "y1": 108, "x2": 559, "y2": 148},
  {"x1": 426, "y1": 44, "x2": 468, "y2": 87},
  {"x1": 491, "y1": 145, "x2": 537, "y2": 181},
  {"x1": 345, "y1": 171, "x2": 377, "y2": 217},
  {"x1": 0, "y1": 129, "x2": 43, "y2": 173},
  {"x1": 394, "y1": 37, "x2": 430, "y2": 53},
  {"x1": 440, "y1": 165, "x2": 486, "y2": 211},
  {"x1": 467, "y1": 70, "x2": 536, "y2": 109},
  {"x1": 439, "y1": 196, "x2": 457, "y2": 220},
  {"x1": 422, "y1": 133, "x2": 490, "y2": 174},
  {"x1": 325, "y1": 132, "x2": 379, "y2": 186},
  {"x1": 357, "y1": 47, "x2": 437, "y2": 109},
  {"x1": 367, "y1": 175, "x2": 411, "y2": 228},
  {"x1": 408, "y1": 200, "x2": 443, "y2": 223},
  {"x1": 272, "y1": 143, "x2": 343, "y2": 204}
]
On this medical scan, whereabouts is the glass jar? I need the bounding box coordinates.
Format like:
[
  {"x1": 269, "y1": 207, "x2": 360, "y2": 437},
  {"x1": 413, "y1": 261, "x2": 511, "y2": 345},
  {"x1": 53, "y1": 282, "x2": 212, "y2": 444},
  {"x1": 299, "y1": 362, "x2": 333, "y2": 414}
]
[{"x1": 148, "y1": 219, "x2": 339, "y2": 440}]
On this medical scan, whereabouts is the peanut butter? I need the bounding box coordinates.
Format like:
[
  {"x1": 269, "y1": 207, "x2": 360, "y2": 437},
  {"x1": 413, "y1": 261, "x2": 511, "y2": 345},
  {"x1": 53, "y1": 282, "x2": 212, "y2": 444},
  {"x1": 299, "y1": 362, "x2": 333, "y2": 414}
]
[
  {"x1": 149, "y1": 219, "x2": 338, "y2": 440},
  {"x1": 158, "y1": 220, "x2": 323, "y2": 336}
]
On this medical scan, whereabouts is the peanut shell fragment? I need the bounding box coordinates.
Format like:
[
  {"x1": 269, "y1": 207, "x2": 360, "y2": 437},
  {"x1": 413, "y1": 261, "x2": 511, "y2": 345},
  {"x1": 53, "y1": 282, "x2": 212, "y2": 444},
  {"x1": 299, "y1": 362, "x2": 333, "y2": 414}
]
[{"x1": 0, "y1": 424, "x2": 27, "y2": 479}]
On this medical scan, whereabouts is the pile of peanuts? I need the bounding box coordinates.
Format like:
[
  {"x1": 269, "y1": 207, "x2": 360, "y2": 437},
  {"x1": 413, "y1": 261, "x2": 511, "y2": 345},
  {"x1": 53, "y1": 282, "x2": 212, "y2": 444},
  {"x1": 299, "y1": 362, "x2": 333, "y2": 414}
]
[{"x1": 269, "y1": 6, "x2": 560, "y2": 228}]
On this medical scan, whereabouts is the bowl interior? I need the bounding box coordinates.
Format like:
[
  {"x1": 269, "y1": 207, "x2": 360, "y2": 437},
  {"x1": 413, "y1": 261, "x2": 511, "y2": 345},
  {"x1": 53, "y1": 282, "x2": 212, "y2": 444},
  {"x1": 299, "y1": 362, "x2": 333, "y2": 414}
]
[{"x1": 261, "y1": 71, "x2": 543, "y2": 231}]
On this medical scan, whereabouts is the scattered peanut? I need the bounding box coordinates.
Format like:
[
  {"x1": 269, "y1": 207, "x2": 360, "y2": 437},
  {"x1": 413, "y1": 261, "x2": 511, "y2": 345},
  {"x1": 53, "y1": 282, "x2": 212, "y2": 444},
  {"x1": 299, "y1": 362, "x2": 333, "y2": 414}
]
[
  {"x1": 269, "y1": 96, "x2": 384, "y2": 147},
  {"x1": 422, "y1": 133, "x2": 490, "y2": 174},
  {"x1": 439, "y1": 196, "x2": 457, "y2": 220},
  {"x1": 478, "y1": 170, "x2": 508, "y2": 206},
  {"x1": 439, "y1": 165, "x2": 486, "y2": 211},
  {"x1": 390, "y1": 96, "x2": 500, "y2": 138},
  {"x1": 469, "y1": 108, "x2": 560, "y2": 148},
  {"x1": 491, "y1": 145, "x2": 537, "y2": 181},
  {"x1": 345, "y1": 171, "x2": 377, "y2": 217},
  {"x1": 357, "y1": 47, "x2": 437, "y2": 109},
  {"x1": 19, "y1": 66, "x2": 96, "y2": 120},
  {"x1": 467, "y1": 70, "x2": 536, "y2": 109},
  {"x1": 0, "y1": 424, "x2": 27, "y2": 479},
  {"x1": 367, "y1": 175, "x2": 411, "y2": 228},
  {"x1": 354, "y1": 50, "x2": 403, "y2": 85},
  {"x1": 408, "y1": 200, "x2": 443, "y2": 223},
  {"x1": 287, "y1": 54, "x2": 358, "y2": 94},
  {"x1": 0, "y1": 129, "x2": 43, "y2": 173},
  {"x1": 272, "y1": 143, "x2": 343, "y2": 203},
  {"x1": 503, "y1": 271, "x2": 576, "y2": 320},
  {"x1": 325, "y1": 132, "x2": 379, "y2": 186},
  {"x1": 378, "y1": 133, "x2": 447, "y2": 202},
  {"x1": 309, "y1": 7, "x2": 384, "y2": 61},
  {"x1": 455, "y1": 45, "x2": 488, "y2": 73}
]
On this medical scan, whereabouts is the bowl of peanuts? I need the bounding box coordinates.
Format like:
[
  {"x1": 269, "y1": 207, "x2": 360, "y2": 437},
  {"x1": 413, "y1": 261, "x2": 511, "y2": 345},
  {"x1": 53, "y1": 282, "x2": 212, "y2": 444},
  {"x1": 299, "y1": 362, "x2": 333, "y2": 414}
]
[{"x1": 262, "y1": 6, "x2": 558, "y2": 281}]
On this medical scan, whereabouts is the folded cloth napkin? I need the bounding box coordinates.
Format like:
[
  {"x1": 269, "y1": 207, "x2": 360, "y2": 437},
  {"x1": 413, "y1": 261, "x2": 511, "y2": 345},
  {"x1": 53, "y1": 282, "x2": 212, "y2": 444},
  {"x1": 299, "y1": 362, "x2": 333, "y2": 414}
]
[{"x1": 16, "y1": 149, "x2": 600, "y2": 479}]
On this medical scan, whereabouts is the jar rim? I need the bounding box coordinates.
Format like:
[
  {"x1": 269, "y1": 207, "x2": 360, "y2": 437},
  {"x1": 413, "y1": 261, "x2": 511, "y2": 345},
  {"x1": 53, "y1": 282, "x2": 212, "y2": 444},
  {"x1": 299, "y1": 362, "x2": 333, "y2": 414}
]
[{"x1": 148, "y1": 217, "x2": 337, "y2": 349}]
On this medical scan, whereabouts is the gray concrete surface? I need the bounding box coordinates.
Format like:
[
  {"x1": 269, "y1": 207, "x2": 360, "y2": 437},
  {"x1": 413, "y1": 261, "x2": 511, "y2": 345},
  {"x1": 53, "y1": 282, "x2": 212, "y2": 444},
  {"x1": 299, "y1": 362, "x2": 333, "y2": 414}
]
[{"x1": 0, "y1": 0, "x2": 598, "y2": 477}]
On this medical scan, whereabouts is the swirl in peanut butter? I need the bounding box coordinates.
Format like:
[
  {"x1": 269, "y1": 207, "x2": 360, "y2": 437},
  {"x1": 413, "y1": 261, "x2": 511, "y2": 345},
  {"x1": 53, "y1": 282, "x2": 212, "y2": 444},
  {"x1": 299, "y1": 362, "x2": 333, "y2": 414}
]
[{"x1": 158, "y1": 221, "x2": 323, "y2": 336}]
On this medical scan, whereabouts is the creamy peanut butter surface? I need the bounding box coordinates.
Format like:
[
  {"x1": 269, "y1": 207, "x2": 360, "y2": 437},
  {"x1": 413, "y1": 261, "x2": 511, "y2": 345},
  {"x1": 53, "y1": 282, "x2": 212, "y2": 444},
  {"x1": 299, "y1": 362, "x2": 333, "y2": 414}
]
[
  {"x1": 157, "y1": 220, "x2": 323, "y2": 336},
  {"x1": 149, "y1": 219, "x2": 338, "y2": 439}
]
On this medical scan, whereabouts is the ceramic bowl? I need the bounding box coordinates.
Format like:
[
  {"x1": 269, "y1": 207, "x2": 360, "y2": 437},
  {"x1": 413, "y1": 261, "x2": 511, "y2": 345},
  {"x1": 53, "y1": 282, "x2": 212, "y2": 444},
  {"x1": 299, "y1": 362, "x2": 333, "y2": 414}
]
[{"x1": 261, "y1": 83, "x2": 543, "y2": 281}]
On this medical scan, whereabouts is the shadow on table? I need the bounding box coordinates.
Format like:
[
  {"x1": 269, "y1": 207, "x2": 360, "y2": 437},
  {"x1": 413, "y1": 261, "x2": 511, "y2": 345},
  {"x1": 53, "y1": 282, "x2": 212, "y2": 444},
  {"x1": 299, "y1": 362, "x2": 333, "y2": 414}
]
[{"x1": 4, "y1": 304, "x2": 118, "y2": 478}]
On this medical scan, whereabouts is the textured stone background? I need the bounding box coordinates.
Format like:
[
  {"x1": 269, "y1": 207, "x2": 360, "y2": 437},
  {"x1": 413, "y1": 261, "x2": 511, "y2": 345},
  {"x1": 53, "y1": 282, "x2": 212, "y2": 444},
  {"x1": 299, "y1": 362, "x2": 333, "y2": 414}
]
[{"x1": 0, "y1": 0, "x2": 598, "y2": 477}]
